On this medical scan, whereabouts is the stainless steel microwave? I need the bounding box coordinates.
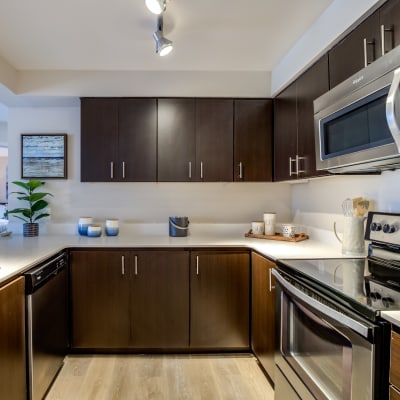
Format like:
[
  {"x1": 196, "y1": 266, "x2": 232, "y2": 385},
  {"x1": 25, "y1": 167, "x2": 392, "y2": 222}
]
[{"x1": 314, "y1": 45, "x2": 400, "y2": 173}]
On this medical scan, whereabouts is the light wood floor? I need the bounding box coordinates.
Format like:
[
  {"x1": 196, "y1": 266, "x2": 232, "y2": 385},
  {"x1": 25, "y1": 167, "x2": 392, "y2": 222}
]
[{"x1": 45, "y1": 354, "x2": 274, "y2": 400}]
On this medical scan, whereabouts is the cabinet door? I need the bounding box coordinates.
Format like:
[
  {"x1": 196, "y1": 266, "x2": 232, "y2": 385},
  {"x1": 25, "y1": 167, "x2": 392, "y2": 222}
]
[
  {"x1": 70, "y1": 250, "x2": 131, "y2": 348},
  {"x1": 0, "y1": 277, "x2": 26, "y2": 400},
  {"x1": 380, "y1": 0, "x2": 400, "y2": 54},
  {"x1": 274, "y1": 81, "x2": 297, "y2": 181},
  {"x1": 234, "y1": 99, "x2": 273, "y2": 182},
  {"x1": 297, "y1": 55, "x2": 329, "y2": 179},
  {"x1": 329, "y1": 12, "x2": 380, "y2": 88},
  {"x1": 131, "y1": 251, "x2": 189, "y2": 348},
  {"x1": 118, "y1": 99, "x2": 157, "y2": 181},
  {"x1": 195, "y1": 99, "x2": 233, "y2": 181},
  {"x1": 190, "y1": 251, "x2": 250, "y2": 349},
  {"x1": 81, "y1": 98, "x2": 119, "y2": 182},
  {"x1": 158, "y1": 98, "x2": 196, "y2": 181},
  {"x1": 251, "y1": 253, "x2": 275, "y2": 381}
]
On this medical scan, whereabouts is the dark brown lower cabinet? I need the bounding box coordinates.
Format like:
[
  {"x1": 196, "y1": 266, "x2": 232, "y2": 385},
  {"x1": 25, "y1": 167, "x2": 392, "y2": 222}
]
[
  {"x1": 190, "y1": 251, "x2": 250, "y2": 350},
  {"x1": 71, "y1": 250, "x2": 131, "y2": 348},
  {"x1": 70, "y1": 249, "x2": 190, "y2": 350},
  {"x1": 0, "y1": 277, "x2": 26, "y2": 400},
  {"x1": 131, "y1": 251, "x2": 189, "y2": 348},
  {"x1": 251, "y1": 252, "x2": 275, "y2": 381}
]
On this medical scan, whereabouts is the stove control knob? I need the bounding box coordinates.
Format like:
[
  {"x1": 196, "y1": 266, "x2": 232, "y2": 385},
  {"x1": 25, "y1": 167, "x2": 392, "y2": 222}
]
[
  {"x1": 382, "y1": 297, "x2": 395, "y2": 308},
  {"x1": 371, "y1": 222, "x2": 382, "y2": 231},
  {"x1": 369, "y1": 292, "x2": 382, "y2": 300},
  {"x1": 383, "y1": 224, "x2": 396, "y2": 234}
]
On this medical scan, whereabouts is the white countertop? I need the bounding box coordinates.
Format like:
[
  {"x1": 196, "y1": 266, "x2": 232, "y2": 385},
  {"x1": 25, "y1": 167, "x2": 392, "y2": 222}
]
[
  {"x1": 381, "y1": 311, "x2": 400, "y2": 327},
  {"x1": 0, "y1": 222, "x2": 351, "y2": 285}
]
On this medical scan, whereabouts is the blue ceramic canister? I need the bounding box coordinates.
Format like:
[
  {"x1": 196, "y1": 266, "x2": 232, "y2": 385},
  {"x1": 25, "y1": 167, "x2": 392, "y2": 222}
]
[
  {"x1": 105, "y1": 218, "x2": 119, "y2": 236},
  {"x1": 78, "y1": 217, "x2": 93, "y2": 236}
]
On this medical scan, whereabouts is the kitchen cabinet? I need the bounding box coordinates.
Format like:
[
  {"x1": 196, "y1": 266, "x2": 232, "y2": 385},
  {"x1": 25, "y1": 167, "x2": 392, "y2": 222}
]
[
  {"x1": 0, "y1": 277, "x2": 26, "y2": 400},
  {"x1": 71, "y1": 250, "x2": 131, "y2": 348},
  {"x1": 390, "y1": 328, "x2": 400, "y2": 399},
  {"x1": 130, "y1": 251, "x2": 189, "y2": 348},
  {"x1": 190, "y1": 250, "x2": 250, "y2": 350},
  {"x1": 251, "y1": 252, "x2": 275, "y2": 381},
  {"x1": 157, "y1": 98, "x2": 196, "y2": 182},
  {"x1": 234, "y1": 99, "x2": 273, "y2": 181},
  {"x1": 158, "y1": 98, "x2": 233, "y2": 182},
  {"x1": 328, "y1": 0, "x2": 400, "y2": 89},
  {"x1": 81, "y1": 98, "x2": 157, "y2": 182},
  {"x1": 70, "y1": 249, "x2": 189, "y2": 349},
  {"x1": 329, "y1": 12, "x2": 380, "y2": 88},
  {"x1": 195, "y1": 99, "x2": 233, "y2": 181},
  {"x1": 380, "y1": 0, "x2": 400, "y2": 55},
  {"x1": 274, "y1": 55, "x2": 329, "y2": 181}
]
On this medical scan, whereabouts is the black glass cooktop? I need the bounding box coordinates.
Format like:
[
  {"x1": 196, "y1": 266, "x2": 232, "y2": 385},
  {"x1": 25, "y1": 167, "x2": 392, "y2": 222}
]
[{"x1": 276, "y1": 258, "x2": 400, "y2": 319}]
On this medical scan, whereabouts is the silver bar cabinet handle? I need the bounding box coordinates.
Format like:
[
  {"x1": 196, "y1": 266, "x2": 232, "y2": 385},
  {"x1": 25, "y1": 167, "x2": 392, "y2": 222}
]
[
  {"x1": 289, "y1": 156, "x2": 296, "y2": 176},
  {"x1": 238, "y1": 162, "x2": 243, "y2": 179},
  {"x1": 363, "y1": 38, "x2": 375, "y2": 67},
  {"x1": 188, "y1": 162, "x2": 192, "y2": 179},
  {"x1": 296, "y1": 155, "x2": 305, "y2": 175},
  {"x1": 269, "y1": 268, "x2": 275, "y2": 292},
  {"x1": 196, "y1": 256, "x2": 199, "y2": 275},
  {"x1": 200, "y1": 162, "x2": 204, "y2": 179},
  {"x1": 110, "y1": 161, "x2": 114, "y2": 179},
  {"x1": 380, "y1": 24, "x2": 393, "y2": 56},
  {"x1": 134, "y1": 255, "x2": 138, "y2": 275},
  {"x1": 122, "y1": 161, "x2": 126, "y2": 179},
  {"x1": 121, "y1": 255, "x2": 125, "y2": 275}
]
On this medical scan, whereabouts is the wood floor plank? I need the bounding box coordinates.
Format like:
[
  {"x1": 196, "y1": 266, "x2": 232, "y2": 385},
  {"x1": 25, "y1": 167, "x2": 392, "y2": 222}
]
[{"x1": 46, "y1": 354, "x2": 274, "y2": 400}]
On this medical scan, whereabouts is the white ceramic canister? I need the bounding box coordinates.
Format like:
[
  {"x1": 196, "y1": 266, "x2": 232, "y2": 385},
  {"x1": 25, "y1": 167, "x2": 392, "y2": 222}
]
[
  {"x1": 105, "y1": 218, "x2": 119, "y2": 236},
  {"x1": 281, "y1": 223, "x2": 296, "y2": 238},
  {"x1": 263, "y1": 212, "x2": 276, "y2": 236},
  {"x1": 251, "y1": 221, "x2": 265, "y2": 235},
  {"x1": 78, "y1": 217, "x2": 93, "y2": 236}
]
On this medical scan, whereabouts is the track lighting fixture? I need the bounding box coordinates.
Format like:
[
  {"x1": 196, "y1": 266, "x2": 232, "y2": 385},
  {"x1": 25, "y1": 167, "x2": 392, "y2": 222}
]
[
  {"x1": 145, "y1": 0, "x2": 165, "y2": 15},
  {"x1": 153, "y1": 16, "x2": 173, "y2": 56}
]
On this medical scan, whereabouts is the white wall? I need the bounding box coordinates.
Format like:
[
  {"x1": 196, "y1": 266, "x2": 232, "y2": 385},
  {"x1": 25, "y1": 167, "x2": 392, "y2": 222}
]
[
  {"x1": 291, "y1": 172, "x2": 400, "y2": 232},
  {"x1": 7, "y1": 107, "x2": 292, "y2": 226}
]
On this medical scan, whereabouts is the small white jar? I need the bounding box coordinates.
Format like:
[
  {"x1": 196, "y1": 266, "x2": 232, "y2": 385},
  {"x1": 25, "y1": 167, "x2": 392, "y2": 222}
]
[{"x1": 105, "y1": 218, "x2": 119, "y2": 236}]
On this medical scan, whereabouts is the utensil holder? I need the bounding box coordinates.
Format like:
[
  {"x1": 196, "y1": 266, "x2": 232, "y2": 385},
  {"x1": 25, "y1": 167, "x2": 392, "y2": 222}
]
[{"x1": 334, "y1": 216, "x2": 366, "y2": 255}]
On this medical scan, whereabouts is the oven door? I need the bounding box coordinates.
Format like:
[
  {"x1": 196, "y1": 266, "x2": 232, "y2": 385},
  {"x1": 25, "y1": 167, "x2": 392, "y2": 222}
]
[{"x1": 273, "y1": 269, "x2": 389, "y2": 400}]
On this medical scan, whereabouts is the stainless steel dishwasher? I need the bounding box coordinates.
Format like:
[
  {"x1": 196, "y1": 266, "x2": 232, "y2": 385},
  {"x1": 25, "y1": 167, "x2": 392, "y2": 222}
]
[{"x1": 24, "y1": 251, "x2": 69, "y2": 400}]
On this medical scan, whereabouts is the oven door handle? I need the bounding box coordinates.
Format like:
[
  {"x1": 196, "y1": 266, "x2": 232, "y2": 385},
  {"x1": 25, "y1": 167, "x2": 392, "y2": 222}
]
[{"x1": 272, "y1": 269, "x2": 373, "y2": 339}]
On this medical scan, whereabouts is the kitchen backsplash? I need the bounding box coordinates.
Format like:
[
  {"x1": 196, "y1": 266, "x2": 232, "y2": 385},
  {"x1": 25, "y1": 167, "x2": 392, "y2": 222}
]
[{"x1": 6, "y1": 106, "x2": 400, "y2": 228}]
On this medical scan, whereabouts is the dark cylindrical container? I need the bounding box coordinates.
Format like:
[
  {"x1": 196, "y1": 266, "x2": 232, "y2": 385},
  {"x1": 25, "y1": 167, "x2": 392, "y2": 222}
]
[{"x1": 169, "y1": 216, "x2": 189, "y2": 237}]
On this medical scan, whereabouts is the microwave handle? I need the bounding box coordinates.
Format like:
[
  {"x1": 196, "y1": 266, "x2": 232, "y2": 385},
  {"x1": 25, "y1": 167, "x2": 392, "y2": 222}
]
[{"x1": 386, "y1": 66, "x2": 400, "y2": 152}]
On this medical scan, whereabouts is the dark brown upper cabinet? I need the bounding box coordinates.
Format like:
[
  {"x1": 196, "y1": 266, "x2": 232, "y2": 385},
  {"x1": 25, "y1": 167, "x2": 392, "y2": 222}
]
[
  {"x1": 157, "y1": 98, "x2": 196, "y2": 182},
  {"x1": 81, "y1": 98, "x2": 157, "y2": 182},
  {"x1": 274, "y1": 55, "x2": 329, "y2": 181},
  {"x1": 195, "y1": 99, "x2": 233, "y2": 181},
  {"x1": 380, "y1": 0, "x2": 400, "y2": 54},
  {"x1": 158, "y1": 98, "x2": 233, "y2": 182},
  {"x1": 329, "y1": 0, "x2": 400, "y2": 89},
  {"x1": 234, "y1": 99, "x2": 273, "y2": 182},
  {"x1": 329, "y1": 13, "x2": 380, "y2": 88}
]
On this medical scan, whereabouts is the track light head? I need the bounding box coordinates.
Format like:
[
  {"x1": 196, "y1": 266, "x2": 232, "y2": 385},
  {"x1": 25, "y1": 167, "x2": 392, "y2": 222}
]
[
  {"x1": 145, "y1": 0, "x2": 165, "y2": 15},
  {"x1": 153, "y1": 30, "x2": 173, "y2": 56},
  {"x1": 153, "y1": 15, "x2": 173, "y2": 56}
]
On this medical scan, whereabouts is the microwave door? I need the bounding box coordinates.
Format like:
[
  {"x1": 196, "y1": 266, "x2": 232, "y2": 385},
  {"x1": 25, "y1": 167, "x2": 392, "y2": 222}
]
[{"x1": 386, "y1": 66, "x2": 400, "y2": 152}]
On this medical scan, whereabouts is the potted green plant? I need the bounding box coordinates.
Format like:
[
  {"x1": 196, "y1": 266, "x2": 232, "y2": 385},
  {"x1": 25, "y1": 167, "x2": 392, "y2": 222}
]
[{"x1": 5, "y1": 180, "x2": 53, "y2": 237}]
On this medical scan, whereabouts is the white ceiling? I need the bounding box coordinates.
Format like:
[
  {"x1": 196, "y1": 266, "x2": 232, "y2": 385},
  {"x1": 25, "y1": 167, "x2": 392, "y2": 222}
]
[
  {"x1": 0, "y1": 0, "x2": 334, "y2": 103},
  {"x1": 0, "y1": 0, "x2": 333, "y2": 72}
]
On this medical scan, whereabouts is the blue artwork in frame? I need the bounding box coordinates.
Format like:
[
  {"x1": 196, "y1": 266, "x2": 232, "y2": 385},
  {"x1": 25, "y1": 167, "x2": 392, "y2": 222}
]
[{"x1": 21, "y1": 134, "x2": 67, "y2": 179}]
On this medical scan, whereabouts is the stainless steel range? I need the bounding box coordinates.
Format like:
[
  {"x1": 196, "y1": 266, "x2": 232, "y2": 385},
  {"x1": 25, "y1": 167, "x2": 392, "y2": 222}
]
[{"x1": 273, "y1": 211, "x2": 400, "y2": 400}]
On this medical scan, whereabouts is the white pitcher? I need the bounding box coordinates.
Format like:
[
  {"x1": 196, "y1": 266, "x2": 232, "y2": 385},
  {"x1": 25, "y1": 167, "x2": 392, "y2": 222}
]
[{"x1": 334, "y1": 216, "x2": 366, "y2": 255}]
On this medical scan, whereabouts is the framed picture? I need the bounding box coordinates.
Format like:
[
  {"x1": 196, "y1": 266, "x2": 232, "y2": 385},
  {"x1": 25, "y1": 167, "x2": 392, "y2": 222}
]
[{"x1": 21, "y1": 134, "x2": 67, "y2": 179}]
